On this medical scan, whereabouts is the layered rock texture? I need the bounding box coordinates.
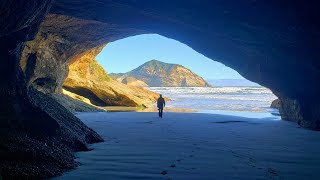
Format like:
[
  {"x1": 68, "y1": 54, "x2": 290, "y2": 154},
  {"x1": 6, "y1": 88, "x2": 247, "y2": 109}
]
[
  {"x1": 64, "y1": 47, "x2": 161, "y2": 107},
  {"x1": 110, "y1": 60, "x2": 211, "y2": 87},
  {"x1": 1, "y1": 0, "x2": 320, "y2": 178},
  {"x1": 0, "y1": 1, "x2": 102, "y2": 178}
]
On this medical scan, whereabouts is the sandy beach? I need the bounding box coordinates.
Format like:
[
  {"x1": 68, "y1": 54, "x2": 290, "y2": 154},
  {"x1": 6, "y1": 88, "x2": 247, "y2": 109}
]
[
  {"x1": 55, "y1": 112, "x2": 320, "y2": 180},
  {"x1": 102, "y1": 106, "x2": 196, "y2": 113}
]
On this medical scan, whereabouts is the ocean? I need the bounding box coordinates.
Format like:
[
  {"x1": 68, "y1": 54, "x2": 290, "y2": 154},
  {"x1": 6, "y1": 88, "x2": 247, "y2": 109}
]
[{"x1": 146, "y1": 86, "x2": 278, "y2": 114}]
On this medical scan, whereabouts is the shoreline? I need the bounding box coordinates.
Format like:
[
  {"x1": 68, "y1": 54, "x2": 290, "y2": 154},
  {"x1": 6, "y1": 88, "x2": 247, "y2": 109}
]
[
  {"x1": 95, "y1": 105, "x2": 280, "y2": 117},
  {"x1": 101, "y1": 106, "x2": 197, "y2": 113}
]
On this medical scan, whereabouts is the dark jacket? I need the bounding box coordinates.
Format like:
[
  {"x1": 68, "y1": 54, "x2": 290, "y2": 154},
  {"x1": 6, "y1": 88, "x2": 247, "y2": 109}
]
[{"x1": 157, "y1": 97, "x2": 165, "y2": 109}]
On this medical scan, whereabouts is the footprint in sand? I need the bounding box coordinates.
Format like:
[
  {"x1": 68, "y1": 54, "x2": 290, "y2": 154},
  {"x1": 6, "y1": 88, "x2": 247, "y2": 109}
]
[
  {"x1": 161, "y1": 170, "x2": 168, "y2": 175},
  {"x1": 266, "y1": 168, "x2": 280, "y2": 179},
  {"x1": 268, "y1": 168, "x2": 278, "y2": 175}
]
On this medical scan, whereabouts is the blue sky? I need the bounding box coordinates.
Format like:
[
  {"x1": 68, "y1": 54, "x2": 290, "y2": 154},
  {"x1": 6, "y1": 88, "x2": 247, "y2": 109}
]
[{"x1": 96, "y1": 34, "x2": 244, "y2": 80}]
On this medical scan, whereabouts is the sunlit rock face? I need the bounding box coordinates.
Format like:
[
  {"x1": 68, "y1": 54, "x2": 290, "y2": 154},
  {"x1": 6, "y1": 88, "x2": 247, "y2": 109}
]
[
  {"x1": 20, "y1": 14, "x2": 145, "y2": 93},
  {"x1": 48, "y1": 0, "x2": 320, "y2": 130},
  {"x1": 63, "y1": 46, "x2": 161, "y2": 107}
]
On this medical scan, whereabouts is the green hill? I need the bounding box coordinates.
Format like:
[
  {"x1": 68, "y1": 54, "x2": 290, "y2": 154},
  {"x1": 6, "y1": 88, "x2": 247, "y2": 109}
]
[{"x1": 110, "y1": 60, "x2": 212, "y2": 87}]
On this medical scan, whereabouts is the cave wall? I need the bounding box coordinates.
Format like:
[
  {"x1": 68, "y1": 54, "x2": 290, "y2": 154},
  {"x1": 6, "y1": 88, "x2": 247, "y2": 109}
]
[
  {"x1": 21, "y1": 14, "x2": 146, "y2": 93},
  {"x1": 0, "y1": 1, "x2": 103, "y2": 178},
  {"x1": 47, "y1": 0, "x2": 320, "y2": 129},
  {"x1": 19, "y1": 0, "x2": 320, "y2": 129},
  {"x1": 0, "y1": 0, "x2": 319, "y2": 177},
  {"x1": 0, "y1": 0, "x2": 53, "y2": 133},
  {"x1": 6, "y1": 1, "x2": 320, "y2": 131},
  {"x1": 50, "y1": 0, "x2": 320, "y2": 97}
]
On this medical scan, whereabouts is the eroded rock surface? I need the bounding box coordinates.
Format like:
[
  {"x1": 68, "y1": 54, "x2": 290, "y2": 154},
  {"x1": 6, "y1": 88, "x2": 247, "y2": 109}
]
[
  {"x1": 49, "y1": 0, "x2": 320, "y2": 130},
  {"x1": 20, "y1": 13, "x2": 145, "y2": 94},
  {"x1": 64, "y1": 46, "x2": 162, "y2": 107},
  {"x1": 0, "y1": 1, "x2": 103, "y2": 178}
]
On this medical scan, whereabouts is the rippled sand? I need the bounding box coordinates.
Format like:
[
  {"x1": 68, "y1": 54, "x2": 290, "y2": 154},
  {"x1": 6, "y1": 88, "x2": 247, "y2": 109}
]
[{"x1": 55, "y1": 112, "x2": 320, "y2": 180}]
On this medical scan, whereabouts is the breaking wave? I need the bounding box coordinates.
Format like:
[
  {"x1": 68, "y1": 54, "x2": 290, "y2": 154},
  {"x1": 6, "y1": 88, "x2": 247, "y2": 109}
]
[{"x1": 146, "y1": 87, "x2": 277, "y2": 112}]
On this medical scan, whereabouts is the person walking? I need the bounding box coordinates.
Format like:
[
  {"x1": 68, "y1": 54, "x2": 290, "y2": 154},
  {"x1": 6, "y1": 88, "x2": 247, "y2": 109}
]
[{"x1": 157, "y1": 94, "x2": 165, "y2": 118}]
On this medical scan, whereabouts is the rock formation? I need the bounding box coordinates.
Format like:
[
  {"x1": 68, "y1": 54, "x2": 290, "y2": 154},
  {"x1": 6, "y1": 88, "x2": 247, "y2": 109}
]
[
  {"x1": 52, "y1": 90, "x2": 105, "y2": 113},
  {"x1": 64, "y1": 47, "x2": 162, "y2": 107},
  {"x1": 270, "y1": 99, "x2": 281, "y2": 109},
  {"x1": 48, "y1": 0, "x2": 320, "y2": 131},
  {"x1": 110, "y1": 60, "x2": 211, "y2": 87},
  {"x1": 0, "y1": 1, "x2": 102, "y2": 178},
  {"x1": 121, "y1": 76, "x2": 149, "y2": 87},
  {"x1": 1, "y1": 0, "x2": 320, "y2": 178}
]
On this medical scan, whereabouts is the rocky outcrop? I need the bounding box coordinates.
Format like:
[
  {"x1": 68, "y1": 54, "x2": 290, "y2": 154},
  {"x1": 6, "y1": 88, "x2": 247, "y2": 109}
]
[
  {"x1": 278, "y1": 97, "x2": 320, "y2": 130},
  {"x1": 111, "y1": 60, "x2": 211, "y2": 87},
  {"x1": 121, "y1": 77, "x2": 149, "y2": 87},
  {"x1": 270, "y1": 99, "x2": 280, "y2": 109},
  {"x1": 52, "y1": 91, "x2": 104, "y2": 113},
  {"x1": 269, "y1": 98, "x2": 320, "y2": 130},
  {"x1": 63, "y1": 47, "x2": 162, "y2": 107}
]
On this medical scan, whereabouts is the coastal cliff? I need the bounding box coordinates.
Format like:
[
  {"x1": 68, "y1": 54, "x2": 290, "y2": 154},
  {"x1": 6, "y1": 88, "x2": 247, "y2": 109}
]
[{"x1": 64, "y1": 47, "x2": 162, "y2": 108}]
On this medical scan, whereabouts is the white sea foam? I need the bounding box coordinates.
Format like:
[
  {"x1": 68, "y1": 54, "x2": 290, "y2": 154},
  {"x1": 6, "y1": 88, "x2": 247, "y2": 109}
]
[{"x1": 145, "y1": 86, "x2": 277, "y2": 112}]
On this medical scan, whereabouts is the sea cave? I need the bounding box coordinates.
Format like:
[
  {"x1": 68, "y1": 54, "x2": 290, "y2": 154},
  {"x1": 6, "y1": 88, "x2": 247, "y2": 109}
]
[{"x1": 0, "y1": 0, "x2": 320, "y2": 178}]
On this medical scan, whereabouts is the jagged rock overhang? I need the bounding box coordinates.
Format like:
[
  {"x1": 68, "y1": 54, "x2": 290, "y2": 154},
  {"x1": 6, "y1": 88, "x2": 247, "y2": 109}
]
[
  {"x1": 20, "y1": 0, "x2": 320, "y2": 130},
  {"x1": 48, "y1": 1, "x2": 320, "y2": 129},
  {"x1": 50, "y1": 0, "x2": 320, "y2": 99}
]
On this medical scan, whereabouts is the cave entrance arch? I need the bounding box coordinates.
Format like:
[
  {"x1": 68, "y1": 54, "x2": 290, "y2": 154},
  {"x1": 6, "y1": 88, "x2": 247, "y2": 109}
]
[
  {"x1": 60, "y1": 33, "x2": 278, "y2": 114},
  {"x1": 19, "y1": 1, "x2": 320, "y2": 129},
  {"x1": 2, "y1": 1, "x2": 320, "y2": 178}
]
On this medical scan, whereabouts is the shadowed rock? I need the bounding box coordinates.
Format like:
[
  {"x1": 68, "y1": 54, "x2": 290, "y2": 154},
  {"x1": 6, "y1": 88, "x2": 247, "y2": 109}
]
[
  {"x1": 1, "y1": 0, "x2": 320, "y2": 178},
  {"x1": 22, "y1": 0, "x2": 320, "y2": 129},
  {"x1": 271, "y1": 99, "x2": 281, "y2": 109}
]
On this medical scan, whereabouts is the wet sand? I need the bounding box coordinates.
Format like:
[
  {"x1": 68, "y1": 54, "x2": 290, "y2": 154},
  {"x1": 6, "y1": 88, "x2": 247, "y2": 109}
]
[
  {"x1": 102, "y1": 106, "x2": 196, "y2": 113},
  {"x1": 56, "y1": 112, "x2": 320, "y2": 180}
]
